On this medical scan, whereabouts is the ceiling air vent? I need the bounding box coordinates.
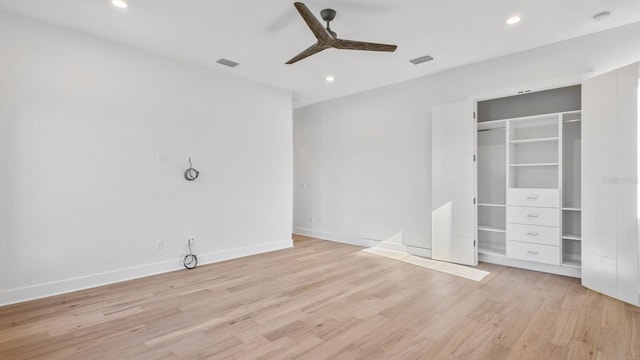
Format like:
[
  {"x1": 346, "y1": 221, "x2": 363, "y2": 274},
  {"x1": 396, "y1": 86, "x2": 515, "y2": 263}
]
[
  {"x1": 410, "y1": 55, "x2": 434, "y2": 65},
  {"x1": 216, "y1": 58, "x2": 240, "y2": 68}
]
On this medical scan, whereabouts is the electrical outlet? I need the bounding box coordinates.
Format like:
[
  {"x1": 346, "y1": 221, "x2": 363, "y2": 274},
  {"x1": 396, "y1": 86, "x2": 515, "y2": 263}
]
[
  {"x1": 188, "y1": 238, "x2": 195, "y2": 246},
  {"x1": 157, "y1": 240, "x2": 163, "y2": 250}
]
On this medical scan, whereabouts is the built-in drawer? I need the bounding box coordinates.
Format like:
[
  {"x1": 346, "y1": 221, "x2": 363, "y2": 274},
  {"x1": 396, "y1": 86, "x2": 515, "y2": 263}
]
[
  {"x1": 507, "y1": 206, "x2": 560, "y2": 227},
  {"x1": 507, "y1": 223, "x2": 560, "y2": 246},
  {"x1": 506, "y1": 241, "x2": 560, "y2": 265},
  {"x1": 508, "y1": 188, "x2": 559, "y2": 208}
]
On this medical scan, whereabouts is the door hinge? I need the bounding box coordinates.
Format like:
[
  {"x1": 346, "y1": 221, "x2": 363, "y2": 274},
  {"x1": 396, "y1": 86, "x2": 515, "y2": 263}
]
[
  {"x1": 473, "y1": 155, "x2": 476, "y2": 162},
  {"x1": 474, "y1": 240, "x2": 476, "y2": 247},
  {"x1": 473, "y1": 112, "x2": 476, "y2": 119},
  {"x1": 473, "y1": 197, "x2": 476, "y2": 204}
]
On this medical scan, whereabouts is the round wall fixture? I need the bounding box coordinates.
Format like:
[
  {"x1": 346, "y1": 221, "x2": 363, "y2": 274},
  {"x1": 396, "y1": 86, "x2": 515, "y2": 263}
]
[{"x1": 184, "y1": 157, "x2": 200, "y2": 181}]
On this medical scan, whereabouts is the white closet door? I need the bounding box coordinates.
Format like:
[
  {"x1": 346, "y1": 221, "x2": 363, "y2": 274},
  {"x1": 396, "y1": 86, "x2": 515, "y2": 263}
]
[
  {"x1": 432, "y1": 101, "x2": 477, "y2": 266},
  {"x1": 582, "y1": 63, "x2": 639, "y2": 306}
]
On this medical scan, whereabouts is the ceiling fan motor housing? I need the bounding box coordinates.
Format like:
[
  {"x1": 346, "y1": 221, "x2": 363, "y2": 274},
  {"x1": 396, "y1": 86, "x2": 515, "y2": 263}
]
[
  {"x1": 321, "y1": 9, "x2": 336, "y2": 22},
  {"x1": 321, "y1": 8, "x2": 337, "y2": 38}
]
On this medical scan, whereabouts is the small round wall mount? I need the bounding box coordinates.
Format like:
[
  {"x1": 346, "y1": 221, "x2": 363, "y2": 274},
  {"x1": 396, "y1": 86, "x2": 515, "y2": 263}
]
[{"x1": 184, "y1": 157, "x2": 199, "y2": 181}]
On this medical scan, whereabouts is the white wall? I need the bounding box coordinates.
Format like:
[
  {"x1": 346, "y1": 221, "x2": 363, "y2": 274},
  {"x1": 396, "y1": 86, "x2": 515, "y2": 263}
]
[
  {"x1": 294, "y1": 22, "x2": 640, "y2": 252},
  {"x1": 0, "y1": 11, "x2": 293, "y2": 305}
]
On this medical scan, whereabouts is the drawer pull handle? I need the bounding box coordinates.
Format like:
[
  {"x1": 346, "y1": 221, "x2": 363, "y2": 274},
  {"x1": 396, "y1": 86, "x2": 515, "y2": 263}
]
[
  {"x1": 527, "y1": 195, "x2": 539, "y2": 199},
  {"x1": 526, "y1": 213, "x2": 539, "y2": 218},
  {"x1": 527, "y1": 232, "x2": 539, "y2": 236},
  {"x1": 527, "y1": 251, "x2": 539, "y2": 255}
]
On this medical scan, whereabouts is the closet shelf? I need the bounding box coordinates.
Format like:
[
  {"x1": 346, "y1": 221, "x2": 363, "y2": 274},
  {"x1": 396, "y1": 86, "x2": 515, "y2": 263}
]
[
  {"x1": 479, "y1": 248, "x2": 506, "y2": 256},
  {"x1": 478, "y1": 203, "x2": 506, "y2": 208},
  {"x1": 509, "y1": 137, "x2": 559, "y2": 144},
  {"x1": 478, "y1": 226, "x2": 506, "y2": 233},
  {"x1": 562, "y1": 207, "x2": 581, "y2": 212},
  {"x1": 562, "y1": 259, "x2": 581, "y2": 268},
  {"x1": 562, "y1": 234, "x2": 582, "y2": 241},
  {"x1": 504, "y1": 112, "x2": 563, "y2": 123},
  {"x1": 477, "y1": 119, "x2": 506, "y2": 131},
  {"x1": 509, "y1": 163, "x2": 559, "y2": 167}
]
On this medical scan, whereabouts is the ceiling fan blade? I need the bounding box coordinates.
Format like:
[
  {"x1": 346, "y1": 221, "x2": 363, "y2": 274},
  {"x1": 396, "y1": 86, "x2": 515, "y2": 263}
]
[
  {"x1": 286, "y1": 43, "x2": 329, "y2": 64},
  {"x1": 293, "y1": 2, "x2": 333, "y2": 43},
  {"x1": 333, "y1": 39, "x2": 397, "y2": 52}
]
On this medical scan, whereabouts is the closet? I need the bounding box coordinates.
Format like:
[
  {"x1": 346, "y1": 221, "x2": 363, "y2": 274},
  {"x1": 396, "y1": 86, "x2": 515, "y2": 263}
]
[
  {"x1": 475, "y1": 86, "x2": 582, "y2": 277},
  {"x1": 432, "y1": 62, "x2": 640, "y2": 306}
]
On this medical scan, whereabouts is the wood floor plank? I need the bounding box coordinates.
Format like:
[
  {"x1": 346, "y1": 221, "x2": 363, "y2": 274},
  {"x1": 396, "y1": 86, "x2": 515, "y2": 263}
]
[{"x1": 1, "y1": 235, "x2": 638, "y2": 359}]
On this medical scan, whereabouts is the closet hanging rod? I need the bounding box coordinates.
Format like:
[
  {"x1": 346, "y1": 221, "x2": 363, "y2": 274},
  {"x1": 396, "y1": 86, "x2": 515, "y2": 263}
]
[
  {"x1": 563, "y1": 119, "x2": 581, "y2": 123},
  {"x1": 477, "y1": 127, "x2": 506, "y2": 132}
]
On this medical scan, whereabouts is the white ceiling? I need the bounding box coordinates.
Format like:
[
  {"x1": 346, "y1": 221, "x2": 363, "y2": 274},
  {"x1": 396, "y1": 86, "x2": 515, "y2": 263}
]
[{"x1": 1, "y1": 0, "x2": 639, "y2": 107}]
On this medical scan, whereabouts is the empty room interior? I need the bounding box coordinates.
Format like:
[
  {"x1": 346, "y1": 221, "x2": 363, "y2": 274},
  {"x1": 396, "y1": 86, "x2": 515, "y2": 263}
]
[{"x1": 2, "y1": 0, "x2": 640, "y2": 359}]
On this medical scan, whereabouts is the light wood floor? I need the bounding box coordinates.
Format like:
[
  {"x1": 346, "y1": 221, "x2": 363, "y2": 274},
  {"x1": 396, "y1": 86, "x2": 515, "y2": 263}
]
[{"x1": 1, "y1": 235, "x2": 639, "y2": 359}]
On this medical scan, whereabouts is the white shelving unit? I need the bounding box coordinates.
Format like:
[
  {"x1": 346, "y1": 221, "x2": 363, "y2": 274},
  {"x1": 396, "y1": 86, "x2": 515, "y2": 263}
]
[
  {"x1": 505, "y1": 113, "x2": 563, "y2": 266},
  {"x1": 561, "y1": 111, "x2": 581, "y2": 268},
  {"x1": 477, "y1": 119, "x2": 506, "y2": 256},
  {"x1": 476, "y1": 103, "x2": 581, "y2": 276}
]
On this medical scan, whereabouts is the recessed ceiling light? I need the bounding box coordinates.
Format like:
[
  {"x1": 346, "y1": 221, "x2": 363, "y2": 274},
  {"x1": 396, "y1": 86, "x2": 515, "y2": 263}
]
[
  {"x1": 111, "y1": 0, "x2": 129, "y2": 9},
  {"x1": 506, "y1": 16, "x2": 521, "y2": 25},
  {"x1": 326, "y1": 75, "x2": 335, "y2": 83},
  {"x1": 593, "y1": 11, "x2": 611, "y2": 22}
]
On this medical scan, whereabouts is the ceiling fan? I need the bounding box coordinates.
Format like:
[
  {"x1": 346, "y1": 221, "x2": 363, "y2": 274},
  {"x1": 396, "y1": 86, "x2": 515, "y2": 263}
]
[{"x1": 286, "y1": 2, "x2": 397, "y2": 64}]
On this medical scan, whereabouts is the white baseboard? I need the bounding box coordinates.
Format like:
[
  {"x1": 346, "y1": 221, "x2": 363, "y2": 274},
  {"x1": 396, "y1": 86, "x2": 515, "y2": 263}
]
[
  {"x1": 293, "y1": 228, "x2": 380, "y2": 248},
  {"x1": 0, "y1": 239, "x2": 292, "y2": 307},
  {"x1": 197, "y1": 240, "x2": 292, "y2": 265},
  {"x1": 294, "y1": 228, "x2": 435, "y2": 260},
  {"x1": 376, "y1": 241, "x2": 408, "y2": 252},
  {"x1": 406, "y1": 246, "x2": 433, "y2": 258}
]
